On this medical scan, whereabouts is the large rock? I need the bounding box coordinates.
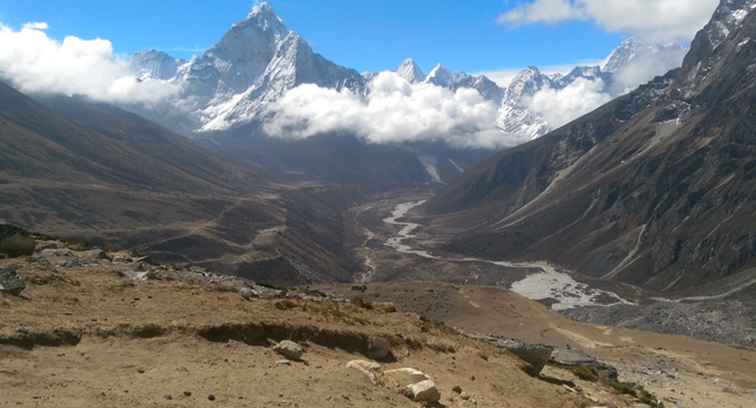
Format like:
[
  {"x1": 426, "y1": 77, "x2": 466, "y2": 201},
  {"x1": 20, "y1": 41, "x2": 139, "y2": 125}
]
[
  {"x1": 0, "y1": 267, "x2": 25, "y2": 295},
  {"x1": 239, "y1": 286, "x2": 260, "y2": 300},
  {"x1": 406, "y1": 379, "x2": 440, "y2": 403},
  {"x1": 496, "y1": 338, "x2": 553, "y2": 376},
  {"x1": 273, "y1": 340, "x2": 304, "y2": 361},
  {"x1": 74, "y1": 249, "x2": 107, "y2": 261},
  {"x1": 345, "y1": 360, "x2": 382, "y2": 384},
  {"x1": 384, "y1": 368, "x2": 430, "y2": 386}
]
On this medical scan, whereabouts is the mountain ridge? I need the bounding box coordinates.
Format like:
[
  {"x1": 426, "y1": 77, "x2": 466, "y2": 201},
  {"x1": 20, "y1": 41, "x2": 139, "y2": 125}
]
[{"x1": 426, "y1": 0, "x2": 756, "y2": 293}]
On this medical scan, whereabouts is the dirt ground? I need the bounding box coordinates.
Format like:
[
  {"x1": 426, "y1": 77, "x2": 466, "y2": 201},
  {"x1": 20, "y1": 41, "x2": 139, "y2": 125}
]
[
  {"x1": 320, "y1": 281, "x2": 756, "y2": 408},
  {"x1": 0, "y1": 252, "x2": 650, "y2": 408}
]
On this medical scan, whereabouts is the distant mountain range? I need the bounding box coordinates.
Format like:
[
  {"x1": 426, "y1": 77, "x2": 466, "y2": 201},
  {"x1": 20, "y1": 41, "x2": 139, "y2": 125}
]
[{"x1": 129, "y1": 2, "x2": 686, "y2": 146}]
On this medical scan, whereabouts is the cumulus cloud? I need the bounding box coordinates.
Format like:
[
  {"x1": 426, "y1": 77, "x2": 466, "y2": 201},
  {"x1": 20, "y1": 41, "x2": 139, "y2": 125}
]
[
  {"x1": 498, "y1": 0, "x2": 584, "y2": 26},
  {"x1": 609, "y1": 47, "x2": 687, "y2": 94},
  {"x1": 264, "y1": 72, "x2": 512, "y2": 149},
  {"x1": 0, "y1": 22, "x2": 179, "y2": 105},
  {"x1": 499, "y1": 0, "x2": 719, "y2": 42},
  {"x1": 527, "y1": 78, "x2": 612, "y2": 129}
]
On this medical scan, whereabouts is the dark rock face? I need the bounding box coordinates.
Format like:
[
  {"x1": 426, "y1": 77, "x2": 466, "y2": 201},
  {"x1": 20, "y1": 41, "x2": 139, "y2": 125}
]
[
  {"x1": 428, "y1": 1, "x2": 756, "y2": 293},
  {"x1": 0, "y1": 267, "x2": 25, "y2": 295}
]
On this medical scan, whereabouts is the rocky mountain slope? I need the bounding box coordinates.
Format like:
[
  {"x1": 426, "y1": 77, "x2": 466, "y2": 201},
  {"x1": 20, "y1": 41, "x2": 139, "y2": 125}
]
[
  {"x1": 427, "y1": 0, "x2": 756, "y2": 293},
  {"x1": 129, "y1": 50, "x2": 185, "y2": 81},
  {"x1": 0, "y1": 81, "x2": 370, "y2": 287}
]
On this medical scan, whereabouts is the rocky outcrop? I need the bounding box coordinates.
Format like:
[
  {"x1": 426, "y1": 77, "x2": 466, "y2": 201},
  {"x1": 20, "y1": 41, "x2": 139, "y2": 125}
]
[
  {"x1": 273, "y1": 340, "x2": 304, "y2": 361},
  {"x1": 0, "y1": 267, "x2": 25, "y2": 295}
]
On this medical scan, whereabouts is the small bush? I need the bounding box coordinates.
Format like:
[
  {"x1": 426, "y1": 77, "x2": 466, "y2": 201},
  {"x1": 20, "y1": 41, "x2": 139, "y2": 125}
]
[{"x1": 0, "y1": 234, "x2": 36, "y2": 258}]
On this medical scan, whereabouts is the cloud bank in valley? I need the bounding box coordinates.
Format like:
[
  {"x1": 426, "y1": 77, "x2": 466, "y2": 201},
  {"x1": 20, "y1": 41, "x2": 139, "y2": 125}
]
[
  {"x1": 499, "y1": 0, "x2": 719, "y2": 43},
  {"x1": 0, "y1": 22, "x2": 178, "y2": 105},
  {"x1": 527, "y1": 78, "x2": 612, "y2": 128},
  {"x1": 264, "y1": 72, "x2": 509, "y2": 149}
]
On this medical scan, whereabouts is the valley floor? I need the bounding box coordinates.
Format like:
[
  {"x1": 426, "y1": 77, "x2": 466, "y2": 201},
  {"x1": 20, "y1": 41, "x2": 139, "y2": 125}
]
[{"x1": 349, "y1": 191, "x2": 756, "y2": 347}]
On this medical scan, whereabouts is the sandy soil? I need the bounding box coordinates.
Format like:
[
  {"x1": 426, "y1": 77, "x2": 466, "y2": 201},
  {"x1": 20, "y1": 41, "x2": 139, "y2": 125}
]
[{"x1": 0, "y1": 252, "x2": 645, "y2": 408}]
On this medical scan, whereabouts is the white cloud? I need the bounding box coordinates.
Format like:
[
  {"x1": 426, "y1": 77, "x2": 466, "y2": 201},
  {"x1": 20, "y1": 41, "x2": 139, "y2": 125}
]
[
  {"x1": 527, "y1": 78, "x2": 612, "y2": 129},
  {"x1": 609, "y1": 47, "x2": 687, "y2": 94},
  {"x1": 498, "y1": 0, "x2": 584, "y2": 26},
  {"x1": 0, "y1": 22, "x2": 179, "y2": 105},
  {"x1": 264, "y1": 72, "x2": 513, "y2": 149},
  {"x1": 499, "y1": 0, "x2": 719, "y2": 42}
]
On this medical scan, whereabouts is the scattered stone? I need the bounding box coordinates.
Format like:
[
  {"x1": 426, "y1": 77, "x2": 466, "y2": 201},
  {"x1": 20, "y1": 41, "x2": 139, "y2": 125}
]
[
  {"x1": 384, "y1": 367, "x2": 431, "y2": 386},
  {"x1": 35, "y1": 248, "x2": 74, "y2": 259},
  {"x1": 276, "y1": 359, "x2": 292, "y2": 366},
  {"x1": 239, "y1": 286, "x2": 260, "y2": 301},
  {"x1": 346, "y1": 360, "x2": 382, "y2": 384},
  {"x1": 183, "y1": 391, "x2": 192, "y2": 397},
  {"x1": 373, "y1": 302, "x2": 397, "y2": 313},
  {"x1": 207, "y1": 394, "x2": 216, "y2": 401},
  {"x1": 351, "y1": 284, "x2": 367, "y2": 292},
  {"x1": 118, "y1": 270, "x2": 154, "y2": 282},
  {"x1": 273, "y1": 340, "x2": 304, "y2": 361},
  {"x1": 452, "y1": 385, "x2": 462, "y2": 394},
  {"x1": 0, "y1": 267, "x2": 25, "y2": 296},
  {"x1": 34, "y1": 240, "x2": 66, "y2": 251},
  {"x1": 61, "y1": 259, "x2": 83, "y2": 268},
  {"x1": 75, "y1": 249, "x2": 107, "y2": 261},
  {"x1": 405, "y1": 380, "x2": 440, "y2": 403}
]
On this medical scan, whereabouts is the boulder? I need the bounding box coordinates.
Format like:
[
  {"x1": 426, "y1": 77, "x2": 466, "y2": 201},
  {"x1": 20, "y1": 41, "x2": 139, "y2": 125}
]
[
  {"x1": 406, "y1": 380, "x2": 440, "y2": 403},
  {"x1": 75, "y1": 249, "x2": 107, "y2": 261},
  {"x1": 273, "y1": 340, "x2": 304, "y2": 361},
  {"x1": 345, "y1": 360, "x2": 382, "y2": 384},
  {"x1": 0, "y1": 267, "x2": 25, "y2": 295},
  {"x1": 497, "y1": 339, "x2": 553, "y2": 376},
  {"x1": 239, "y1": 287, "x2": 260, "y2": 301},
  {"x1": 384, "y1": 368, "x2": 430, "y2": 386}
]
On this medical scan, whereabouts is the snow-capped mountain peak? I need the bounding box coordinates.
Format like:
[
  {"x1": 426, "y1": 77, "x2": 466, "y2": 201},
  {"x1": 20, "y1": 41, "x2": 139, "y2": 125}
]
[
  {"x1": 396, "y1": 58, "x2": 425, "y2": 83},
  {"x1": 601, "y1": 37, "x2": 685, "y2": 74},
  {"x1": 425, "y1": 64, "x2": 456, "y2": 87},
  {"x1": 129, "y1": 50, "x2": 185, "y2": 80},
  {"x1": 505, "y1": 66, "x2": 553, "y2": 102},
  {"x1": 163, "y1": 2, "x2": 365, "y2": 132}
]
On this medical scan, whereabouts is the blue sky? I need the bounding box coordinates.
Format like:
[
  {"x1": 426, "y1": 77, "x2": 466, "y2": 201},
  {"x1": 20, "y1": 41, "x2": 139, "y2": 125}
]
[{"x1": 0, "y1": 0, "x2": 625, "y2": 75}]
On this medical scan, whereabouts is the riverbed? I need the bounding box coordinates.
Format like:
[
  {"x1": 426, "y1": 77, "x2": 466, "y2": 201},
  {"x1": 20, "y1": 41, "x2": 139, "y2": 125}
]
[{"x1": 382, "y1": 200, "x2": 635, "y2": 311}]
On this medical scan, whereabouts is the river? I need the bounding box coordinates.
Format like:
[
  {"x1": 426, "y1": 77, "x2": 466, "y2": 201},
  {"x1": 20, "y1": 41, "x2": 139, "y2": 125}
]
[{"x1": 382, "y1": 200, "x2": 636, "y2": 311}]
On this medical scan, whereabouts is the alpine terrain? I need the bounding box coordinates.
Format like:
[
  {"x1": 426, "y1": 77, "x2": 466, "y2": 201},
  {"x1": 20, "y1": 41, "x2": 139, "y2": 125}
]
[{"x1": 2, "y1": 1, "x2": 756, "y2": 407}]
